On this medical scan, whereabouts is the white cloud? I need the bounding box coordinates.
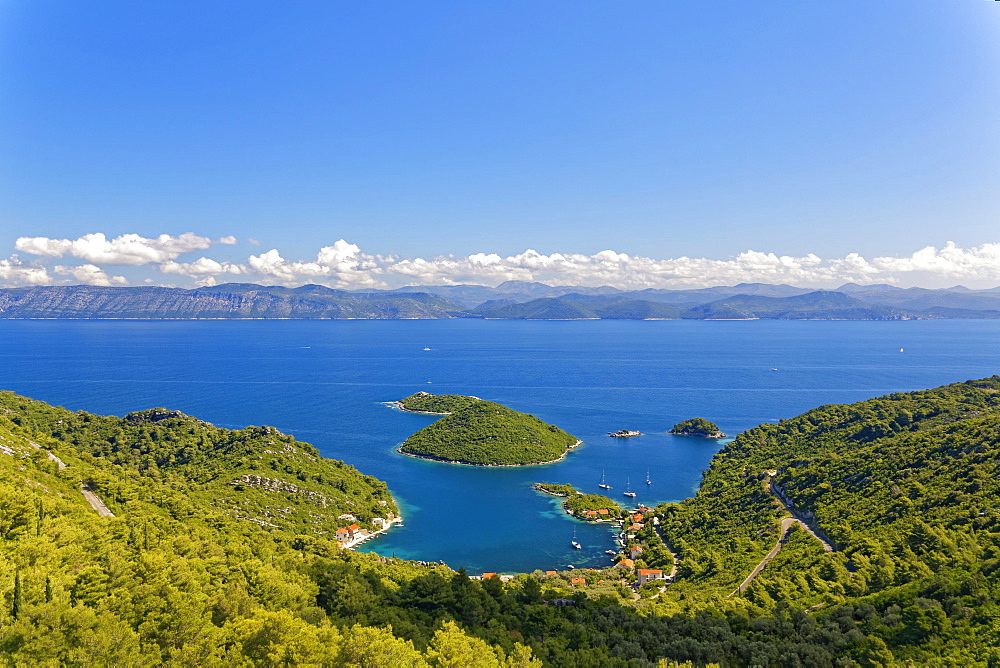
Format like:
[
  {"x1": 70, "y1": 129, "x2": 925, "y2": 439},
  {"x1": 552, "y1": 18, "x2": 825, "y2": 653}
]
[
  {"x1": 53, "y1": 264, "x2": 128, "y2": 287},
  {"x1": 0, "y1": 256, "x2": 52, "y2": 286},
  {"x1": 247, "y1": 238, "x2": 261, "y2": 246},
  {"x1": 160, "y1": 257, "x2": 245, "y2": 276},
  {"x1": 15, "y1": 232, "x2": 215, "y2": 266},
  {"x1": 6, "y1": 233, "x2": 1000, "y2": 290},
  {"x1": 239, "y1": 240, "x2": 1000, "y2": 290},
  {"x1": 218, "y1": 235, "x2": 238, "y2": 245},
  {"x1": 246, "y1": 240, "x2": 387, "y2": 288}
]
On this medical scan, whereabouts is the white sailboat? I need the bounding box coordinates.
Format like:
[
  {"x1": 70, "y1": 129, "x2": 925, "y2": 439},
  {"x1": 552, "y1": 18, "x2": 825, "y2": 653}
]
[
  {"x1": 598, "y1": 470, "x2": 611, "y2": 490},
  {"x1": 646, "y1": 470, "x2": 651, "y2": 485},
  {"x1": 623, "y1": 478, "x2": 636, "y2": 498},
  {"x1": 571, "y1": 528, "x2": 582, "y2": 549}
]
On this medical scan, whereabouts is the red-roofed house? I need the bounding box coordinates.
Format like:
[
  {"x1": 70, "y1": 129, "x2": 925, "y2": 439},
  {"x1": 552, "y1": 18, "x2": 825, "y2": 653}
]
[
  {"x1": 334, "y1": 528, "x2": 350, "y2": 542},
  {"x1": 597, "y1": 509, "x2": 610, "y2": 516},
  {"x1": 637, "y1": 569, "x2": 666, "y2": 586},
  {"x1": 616, "y1": 558, "x2": 635, "y2": 569},
  {"x1": 545, "y1": 571, "x2": 557, "y2": 576},
  {"x1": 571, "y1": 577, "x2": 586, "y2": 586},
  {"x1": 481, "y1": 573, "x2": 498, "y2": 580}
]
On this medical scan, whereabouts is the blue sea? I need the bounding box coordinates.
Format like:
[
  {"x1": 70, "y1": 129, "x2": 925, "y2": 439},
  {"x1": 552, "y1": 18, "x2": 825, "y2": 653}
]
[{"x1": 2, "y1": 319, "x2": 998, "y2": 573}]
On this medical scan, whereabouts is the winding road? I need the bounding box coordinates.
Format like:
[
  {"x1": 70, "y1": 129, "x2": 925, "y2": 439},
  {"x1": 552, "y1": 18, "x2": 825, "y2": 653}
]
[
  {"x1": 2, "y1": 433, "x2": 116, "y2": 519},
  {"x1": 728, "y1": 476, "x2": 834, "y2": 597}
]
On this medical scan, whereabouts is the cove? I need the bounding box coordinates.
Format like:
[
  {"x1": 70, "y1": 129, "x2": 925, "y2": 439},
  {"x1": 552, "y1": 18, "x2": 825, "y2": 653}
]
[{"x1": 1, "y1": 318, "x2": 998, "y2": 573}]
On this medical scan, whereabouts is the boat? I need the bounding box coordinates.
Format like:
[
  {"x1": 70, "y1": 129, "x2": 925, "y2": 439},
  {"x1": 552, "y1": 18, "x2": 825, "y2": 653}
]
[
  {"x1": 571, "y1": 528, "x2": 582, "y2": 549},
  {"x1": 623, "y1": 478, "x2": 637, "y2": 498},
  {"x1": 646, "y1": 470, "x2": 651, "y2": 485},
  {"x1": 423, "y1": 347, "x2": 431, "y2": 351},
  {"x1": 604, "y1": 549, "x2": 617, "y2": 556},
  {"x1": 567, "y1": 564, "x2": 575, "y2": 569},
  {"x1": 598, "y1": 470, "x2": 612, "y2": 490}
]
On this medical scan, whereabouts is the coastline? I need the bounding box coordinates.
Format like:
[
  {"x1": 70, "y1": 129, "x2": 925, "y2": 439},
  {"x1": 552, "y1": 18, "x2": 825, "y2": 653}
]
[
  {"x1": 396, "y1": 439, "x2": 583, "y2": 467},
  {"x1": 343, "y1": 516, "x2": 404, "y2": 550},
  {"x1": 532, "y1": 483, "x2": 570, "y2": 497},
  {"x1": 388, "y1": 400, "x2": 451, "y2": 415},
  {"x1": 670, "y1": 431, "x2": 726, "y2": 439}
]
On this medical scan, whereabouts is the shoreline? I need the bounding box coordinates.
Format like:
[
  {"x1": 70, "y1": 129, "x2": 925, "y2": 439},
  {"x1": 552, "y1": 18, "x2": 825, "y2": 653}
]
[
  {"x1": 670, "y1": 431, "x2": 726, "y2": 439},
  {"x1": 344, "y1": 516, "x2": 404, "y2": 549},
  {"x1": 532, "y1": 483, "x2": 570, "y2": 497},
  {"x1": 388, "y1": 400, "x2": 451, "y2": 416},
  {"x1": 396, "y1": 439, "x2": 583, "y2": 467}
]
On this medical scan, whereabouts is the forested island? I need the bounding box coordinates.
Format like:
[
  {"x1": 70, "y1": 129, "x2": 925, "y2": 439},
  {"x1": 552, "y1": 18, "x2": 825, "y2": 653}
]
[
  {"x1": 3, "y1": 378, "x2": 1000, "y2": 664},
  {"x1": 396, "y1": 391, "x2": 479, "y2": 414},
  {"x1": 396, "y1": 394, "x2": 579, "y2": 466},
  {"x1": 533, "y1": 483, "x2": 622, "y2": 520},
  {"x1": 669, "y1": 417, "x2": 725, "y2": 438}
]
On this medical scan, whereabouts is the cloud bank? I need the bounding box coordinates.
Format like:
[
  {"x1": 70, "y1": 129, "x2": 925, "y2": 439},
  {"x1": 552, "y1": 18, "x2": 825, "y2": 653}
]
[
  {"x1": 15, "y1": 232, "x2": 217, "y2": 266},
  {"x1": 224, "y1": 241, "x2": 1000, "y2": 290},
  {"x1": 4, "y1": 233, "x2": 1000, "y2": 290}
]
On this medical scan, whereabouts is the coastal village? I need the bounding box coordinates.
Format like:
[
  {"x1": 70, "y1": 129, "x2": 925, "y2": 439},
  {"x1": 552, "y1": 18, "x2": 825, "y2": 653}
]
[
  {"x1": 333, "y1": 512, "x2": 401, "y2": 548},
  {"x1": 462, "y1": 503, "x2": 675, "y2": 599}
]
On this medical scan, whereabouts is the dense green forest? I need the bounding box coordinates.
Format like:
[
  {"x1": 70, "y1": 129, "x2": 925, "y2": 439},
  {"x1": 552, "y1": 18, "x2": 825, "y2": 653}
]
[
  {"x1": 670, "y1": 418, "x2": 725, "y2": 438},
  {"x1": 638, "y1": 376, "x2": 1000, "y2": 662},
  {"x1": 397, "y1": 394, "x2": 579, "y2": 466},
  {"x1": 398, "y1": 392, "x2": 481, "y2": 414},
  {"x1": 3, "y1": 379, "x2": 1000, "y2": 665}
]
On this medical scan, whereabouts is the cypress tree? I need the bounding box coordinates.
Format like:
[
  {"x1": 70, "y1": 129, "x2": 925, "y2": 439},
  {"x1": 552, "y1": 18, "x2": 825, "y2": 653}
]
[{"x1": 12, "y1": 571, "x2": 22, "y2": 619}]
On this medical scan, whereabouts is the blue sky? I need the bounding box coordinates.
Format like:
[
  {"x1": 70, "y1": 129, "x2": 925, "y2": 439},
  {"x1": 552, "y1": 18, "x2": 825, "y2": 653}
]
[{"x1": 1, "y1": 1, "x2": 999, "y2": 289}]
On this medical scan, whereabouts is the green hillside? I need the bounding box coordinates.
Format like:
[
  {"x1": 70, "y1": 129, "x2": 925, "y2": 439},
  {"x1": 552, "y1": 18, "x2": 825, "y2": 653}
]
[
  {"x1": 3, "y1": 380, "x2": 1000, "y2": 665},
  {"x1": 0, "y1": 392, "x2": 544, "y2": 665},
  {"x1": 398, "y1": 394, "x2": 579, "y2": 466},
  {"x1": 0, "y1": 392, "x2": 397, "y2": 531},
  {"x1": 636, "y1": 376, "x2": 1000, "y2": 662}
]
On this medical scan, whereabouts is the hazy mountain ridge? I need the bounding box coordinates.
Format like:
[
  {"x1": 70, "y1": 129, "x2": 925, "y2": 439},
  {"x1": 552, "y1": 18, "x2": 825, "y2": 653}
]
[
  {"x1": 0, "y1": 282, "x2": 998, "y2": 319},
  {"x1": 0, "y1": 284, "x2": 459, "y2": 319}
]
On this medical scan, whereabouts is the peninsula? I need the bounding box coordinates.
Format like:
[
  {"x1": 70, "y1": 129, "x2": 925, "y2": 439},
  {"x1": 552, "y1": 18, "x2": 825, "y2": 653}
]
[
  {"x1": 669, "y1": 417, "x2": 726, "y2": 438},
  {"x1": 397, "y1": 393, "x2": 580, "y2": 466},
  {"x1": 533, "y1": 483, "x2": 622, "y2": 521}
]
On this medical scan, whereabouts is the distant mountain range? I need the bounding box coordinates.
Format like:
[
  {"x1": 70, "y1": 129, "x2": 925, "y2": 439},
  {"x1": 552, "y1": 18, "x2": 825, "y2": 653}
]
[{"x1": 1, "y1": 281, "x2": 999, "y2": 319}]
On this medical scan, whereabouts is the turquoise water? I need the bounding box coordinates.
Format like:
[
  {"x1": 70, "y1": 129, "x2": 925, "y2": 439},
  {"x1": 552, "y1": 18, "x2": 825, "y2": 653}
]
[{"x1": 2, "y1": 319, "x2": 998, "y2": 572}]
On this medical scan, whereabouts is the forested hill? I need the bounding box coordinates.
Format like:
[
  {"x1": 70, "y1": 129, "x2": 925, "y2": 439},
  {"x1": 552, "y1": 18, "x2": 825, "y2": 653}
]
[
  {"x1": 3, "y1": 382, "x2": 1000, "y2": 663},
  {"x1": 398, "y1": 394, "x2": 579, "y2": 466},
  {"x1": 638, "y1": 376, "x2": 1000, "y2": 662},
  {"x1": 0, "y1": 391, "x2": 397, "y2": 534}
]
